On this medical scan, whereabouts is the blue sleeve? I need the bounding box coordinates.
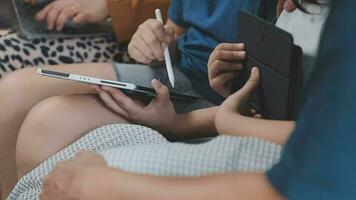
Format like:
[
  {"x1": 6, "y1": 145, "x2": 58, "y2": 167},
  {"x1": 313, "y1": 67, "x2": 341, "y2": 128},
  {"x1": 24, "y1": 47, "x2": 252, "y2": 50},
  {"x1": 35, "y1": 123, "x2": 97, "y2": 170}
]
[
  {"x1": 167, "y1": 0, "x2": 188, "y2": 28},
  {"x1": 267, "y1": 0, "x2": 356, "y2": 199}
]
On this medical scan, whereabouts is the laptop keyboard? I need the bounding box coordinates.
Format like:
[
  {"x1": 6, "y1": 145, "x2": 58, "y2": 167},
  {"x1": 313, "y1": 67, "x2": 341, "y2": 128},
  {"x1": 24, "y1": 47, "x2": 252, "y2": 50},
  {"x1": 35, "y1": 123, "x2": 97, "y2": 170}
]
[{"x1": 12, "y1": 0, "x2": 113, "y2": 39}]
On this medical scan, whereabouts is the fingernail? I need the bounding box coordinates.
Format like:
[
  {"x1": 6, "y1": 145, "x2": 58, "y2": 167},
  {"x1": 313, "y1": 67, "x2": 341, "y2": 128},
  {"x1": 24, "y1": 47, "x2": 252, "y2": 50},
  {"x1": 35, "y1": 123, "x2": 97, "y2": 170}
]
[
  {"x1": 102, "y1": 86, "x2": 110, "y2": 91},
  {"x1": 161, "y1": 43, "x2": 168, "y2": 50},
  {"x1": 238, "y1": 43, "x2": 245, "y2": 48},
  {"x1": 252, "y1": 67, "x2": 258, "y2": 75},
  {"x1": 152, "y1": 79, "x2": 162, "y2": 88},
  {"x1": 240, "y1": 51, "x2": 246, "y2": 57}
]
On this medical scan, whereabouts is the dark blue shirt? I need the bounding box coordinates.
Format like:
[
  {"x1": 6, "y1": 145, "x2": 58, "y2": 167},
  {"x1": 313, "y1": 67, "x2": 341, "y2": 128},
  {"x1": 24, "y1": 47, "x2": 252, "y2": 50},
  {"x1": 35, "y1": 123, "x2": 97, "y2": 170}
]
[
  {"x1": 168, "y1": 0, "x2": 276, "y2": 104},
  {"x1": 267, "y1": 0, "x2": 356, "y2": 199}
]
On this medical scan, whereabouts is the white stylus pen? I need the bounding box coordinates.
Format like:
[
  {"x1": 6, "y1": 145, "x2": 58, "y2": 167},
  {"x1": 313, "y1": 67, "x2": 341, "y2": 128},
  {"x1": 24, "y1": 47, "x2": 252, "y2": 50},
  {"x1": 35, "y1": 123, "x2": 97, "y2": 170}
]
[{"x1": 155, "y1": 8, "x2": 175, "y2": 88}]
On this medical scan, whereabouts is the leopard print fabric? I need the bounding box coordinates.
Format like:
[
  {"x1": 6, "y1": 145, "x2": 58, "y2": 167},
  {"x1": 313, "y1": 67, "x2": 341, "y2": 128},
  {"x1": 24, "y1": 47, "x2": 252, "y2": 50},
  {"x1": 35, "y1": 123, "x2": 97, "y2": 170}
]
[{"x1": 0, "y1": 32, "x2": 131, "y2": 78}]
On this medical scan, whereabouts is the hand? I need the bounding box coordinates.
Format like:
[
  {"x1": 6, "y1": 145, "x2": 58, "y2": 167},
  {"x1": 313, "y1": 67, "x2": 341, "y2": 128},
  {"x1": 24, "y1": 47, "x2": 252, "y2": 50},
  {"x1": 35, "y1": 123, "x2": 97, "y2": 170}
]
[
  {"x1": 94, "y1": 79, "x2": 178, "y2": 133},
  {"x1": 128, "y1": 19, "x2": 175, "y2": 64},
  {"x1": 40, "y1": 151, "x2": 111, "y2": 200},
  {"x1": 208, "y1": 43, "x2": 246, "y2": 97},
  {"x1": 36, "y1": 0, "x2": 109, "y2": 31},
  {"x1": 277, "y1": 0, "x2": 297, "y2": 16},
  {"x1": 218, "y1": 67, "x2": 260, "y2": 118}
]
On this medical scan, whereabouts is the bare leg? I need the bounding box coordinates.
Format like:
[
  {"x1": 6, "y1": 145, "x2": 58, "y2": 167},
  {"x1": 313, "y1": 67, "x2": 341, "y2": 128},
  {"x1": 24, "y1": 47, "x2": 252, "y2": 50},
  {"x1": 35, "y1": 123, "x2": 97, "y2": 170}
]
[
  {"x1": 0, "y1": 63, "x2": 115, "y2": 199},
  {"x1": 16, "y1": 94, "x2": 128, "y2": 178}
]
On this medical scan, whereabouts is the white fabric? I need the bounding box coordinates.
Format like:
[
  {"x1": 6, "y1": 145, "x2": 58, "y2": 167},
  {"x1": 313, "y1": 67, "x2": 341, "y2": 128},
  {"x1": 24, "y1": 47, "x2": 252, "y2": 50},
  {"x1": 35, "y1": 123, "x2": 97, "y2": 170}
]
[{"x1": 8, "y1": 124, "x2": 281, "y2": 200}]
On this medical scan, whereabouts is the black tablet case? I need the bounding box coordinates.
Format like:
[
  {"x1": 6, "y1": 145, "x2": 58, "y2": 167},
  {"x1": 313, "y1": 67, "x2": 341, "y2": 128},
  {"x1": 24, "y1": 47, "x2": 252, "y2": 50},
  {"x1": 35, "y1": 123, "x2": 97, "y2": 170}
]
[{"x1": 234, "y1": 10, "x2": 302, "y2": 120}]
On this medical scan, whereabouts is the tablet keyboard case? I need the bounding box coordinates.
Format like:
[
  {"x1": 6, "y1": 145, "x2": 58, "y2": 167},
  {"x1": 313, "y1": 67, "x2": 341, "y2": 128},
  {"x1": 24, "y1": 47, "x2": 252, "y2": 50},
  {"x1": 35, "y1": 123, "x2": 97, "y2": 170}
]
[{"x1": 235, "y1": 10, "x2": 302, "y2": 120}]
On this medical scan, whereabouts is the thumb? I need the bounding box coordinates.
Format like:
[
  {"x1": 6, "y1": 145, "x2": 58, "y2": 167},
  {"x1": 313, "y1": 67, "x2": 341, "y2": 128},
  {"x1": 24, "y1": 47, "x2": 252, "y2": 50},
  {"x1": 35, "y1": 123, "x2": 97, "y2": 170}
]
[
  {"x1": 238, "y1": 67, "x2": 260, "y2": 95},
  {"x1": 151, "y1": 79, "x2": 170, "y2": 103},
  {"x1": 163, "y1": 25, "x2": 174, "y2": 43}
]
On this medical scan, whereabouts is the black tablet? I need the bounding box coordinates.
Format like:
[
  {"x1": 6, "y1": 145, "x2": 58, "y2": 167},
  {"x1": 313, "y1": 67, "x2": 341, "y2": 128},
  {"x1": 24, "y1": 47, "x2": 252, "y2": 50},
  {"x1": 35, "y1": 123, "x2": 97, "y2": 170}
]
[
  {"x1": 37, "y1": 68, "x2": 200, "y2": 102},
  {"x1": 234, "y1": 10, "x2": 302, "y2": 120}
]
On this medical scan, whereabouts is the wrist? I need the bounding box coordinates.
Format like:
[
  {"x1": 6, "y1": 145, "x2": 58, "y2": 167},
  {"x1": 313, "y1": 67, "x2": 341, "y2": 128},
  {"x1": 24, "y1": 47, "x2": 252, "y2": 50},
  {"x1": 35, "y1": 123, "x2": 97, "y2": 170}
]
[
  {"x1": 215, "y1": 108, "x2": 242, "y2": 135},
  {"x1": 157, "y1": 113, "x2": 185, "y2": 137}
]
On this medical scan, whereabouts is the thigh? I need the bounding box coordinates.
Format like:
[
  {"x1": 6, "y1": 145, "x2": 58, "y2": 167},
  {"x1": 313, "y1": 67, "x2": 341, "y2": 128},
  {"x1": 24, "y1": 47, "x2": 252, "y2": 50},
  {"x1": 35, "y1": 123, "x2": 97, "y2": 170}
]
[
  {"x1": 0, "y1": 33, "x2": 120, "y2": 78},
  {"x1": 16, "y1": 94, "x2": 128, "y2": 176},
  {"x1": 10, "y1": 124, "x2": 168, "y2": 199},
  {"x1": 0, "y1": 62, "x2": 115, "y2": 112}
]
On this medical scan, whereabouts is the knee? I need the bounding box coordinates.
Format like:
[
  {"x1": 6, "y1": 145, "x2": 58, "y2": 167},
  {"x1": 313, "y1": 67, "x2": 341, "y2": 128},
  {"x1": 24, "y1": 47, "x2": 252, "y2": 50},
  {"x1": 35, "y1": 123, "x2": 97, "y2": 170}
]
[
  {"x1": 0, "y1": 69, "x2": 33, "y2": 122},
  {"x1": 15, "y1": 96, "x2": 70, "y2": 176}
]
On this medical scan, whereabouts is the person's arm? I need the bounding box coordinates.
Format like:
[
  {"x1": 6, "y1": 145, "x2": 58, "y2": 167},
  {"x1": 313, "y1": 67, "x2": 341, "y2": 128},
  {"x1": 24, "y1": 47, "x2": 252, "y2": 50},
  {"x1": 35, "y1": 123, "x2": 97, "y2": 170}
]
[
  {"x1": 215, "y1": 67, "x2": 295, "y2": 145},
  {"x1": 216, "y1": 110, "x2": 295, "y2": 145},
  {"x1": 169, "y1": 107, "x2": 218, "y2": 139},
  {"x1": 102, "y1": 169, "x2": 285, "y2": 200},
  {"x1": 41, "y1": 153, "x2": 285, "y2": 200},
  {"x1": 92, "y1": 80, "x2": 218, "y2": 139}
]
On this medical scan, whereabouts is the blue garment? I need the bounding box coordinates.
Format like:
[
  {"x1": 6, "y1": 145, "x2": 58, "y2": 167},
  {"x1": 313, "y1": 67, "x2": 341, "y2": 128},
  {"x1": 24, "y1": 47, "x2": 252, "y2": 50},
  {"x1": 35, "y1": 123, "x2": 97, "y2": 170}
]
[
  {"x1": 168, "y1": 0, "x2": 276, "y2": 104},
  {"x1": 267, "y1": 1, "x2": 356, "y2": 199}
]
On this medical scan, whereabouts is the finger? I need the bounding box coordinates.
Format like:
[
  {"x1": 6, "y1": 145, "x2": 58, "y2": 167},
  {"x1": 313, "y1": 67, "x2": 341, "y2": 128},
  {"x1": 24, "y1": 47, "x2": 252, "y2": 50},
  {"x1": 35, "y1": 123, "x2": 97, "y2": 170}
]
[
  {"x1": 210, "y1": 72, "x2": 238, "y2": 96},
  {"x1": 239, "y1": 67, "x2": 260, "y2": 94},
  {"x1": 284, "y1": 0, "x2": 297, "y2": 12},
  {"x1": 254, "y1": 114, "x2": 263, "y2": 119},
  {"x1": 36, "y1": 4, "x2": 53, "y2": 21},
  {"x1": 163, "y1": 25, "x2": 175, "y2": 43},
  {"x1": 147, "y1": 19, "x2": 167, "y2": 43},
  {"x1": 215, "y1": 43, "x2": 245, "y2": 51},
  {"x1": 46, "y1": 4, "x2": 63, "y2": 30},
  {"x1": 143, "y1": 22, "x2": 165, "y2": 60},
  {"x1": 250, "y1": 108, "x2": 257, "y2": 115},
  {"x1": 55, "y1": 8, "x2": 77, "y2": 31},
  {"x1": 97, "y1": 89, "x2": 129, "y2": 118},
  {"x1": 212, "y1": 50, "x2": 246, "y2": 62},
  {"x1": 151, "y1": 79, "x2": 170, "y2": 103},
  {"x1": 128, "y1": 44, "x2": 152, "y2": 64},
  {"x1": 209, "y1": 60, "x2": 243, "y2": 79},
  {"x1": 134, "y1": 34, "x2": 157, "y2": 60},
  {"x1": 73, "y1": 13, "x2": 87, "y2": 24},
  {"x1": 101, "y1": 86, "x2": 144, "y2": 116},
  {"x1": 211, "y1": 71, "x2": 239, "y2": 89},
  {"x1": 89, "y1": 84, "x2": 101, "y2": 92}
]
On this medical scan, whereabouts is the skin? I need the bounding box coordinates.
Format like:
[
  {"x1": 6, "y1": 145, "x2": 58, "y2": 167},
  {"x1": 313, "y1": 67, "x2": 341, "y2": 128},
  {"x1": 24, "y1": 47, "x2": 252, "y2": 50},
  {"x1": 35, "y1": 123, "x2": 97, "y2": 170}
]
[
  {"x1": 25, "y1": 0, "x2": 109, "y2": 31},
  {"x1": 128, "y1": 18, "x2": 184, "y2": 63},
  {"x1": 215, "y1": 68, "x2": 295, "y2": 145},
  {"x1": 39, "y1": 72, "x2": 287, "y2": 200},
  {"x1": 0, "y1": 14, "x2": 186, "y2": 199},
  {"x1": 207, "y1": 43, "x2": 246, "y2": 98},
  {"x1": 1, "y1": 0, "x2": 298, "y2": 198},
  {"x1": 0, "y1": 63, "x2": 122, "y2": 199}
]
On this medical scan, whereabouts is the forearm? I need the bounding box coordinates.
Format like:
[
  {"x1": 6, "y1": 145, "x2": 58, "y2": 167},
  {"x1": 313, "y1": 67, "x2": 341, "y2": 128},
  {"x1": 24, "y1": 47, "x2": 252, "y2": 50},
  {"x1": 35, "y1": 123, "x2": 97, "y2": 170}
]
[
  {"x1": 104, "y1": 168, "x2": 284, "y2": 200},
  {"x1": 216, "y1": 111, "x2": 295, "y2": 145},
  {"x1": 168, "y1": 107, "x2": 219, "y2": 138}
]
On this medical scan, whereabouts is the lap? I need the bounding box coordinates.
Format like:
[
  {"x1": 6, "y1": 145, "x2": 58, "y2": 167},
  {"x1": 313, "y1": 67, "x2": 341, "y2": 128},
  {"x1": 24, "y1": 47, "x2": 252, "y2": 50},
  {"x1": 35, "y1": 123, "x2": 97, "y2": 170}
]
[
  {"x1": 10, "y1": 123, "x2": 281, "y2": 199},
  {"x1": 101, "y1": 135, "x2": 281, "y2": 176},
  {"x1": 16, "y1": 94, "x2": 129, "y2": 177}
]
